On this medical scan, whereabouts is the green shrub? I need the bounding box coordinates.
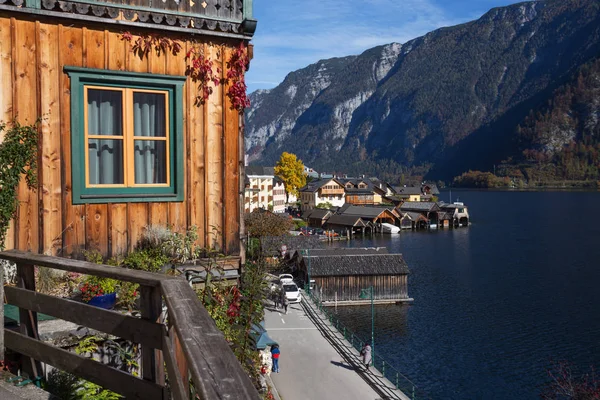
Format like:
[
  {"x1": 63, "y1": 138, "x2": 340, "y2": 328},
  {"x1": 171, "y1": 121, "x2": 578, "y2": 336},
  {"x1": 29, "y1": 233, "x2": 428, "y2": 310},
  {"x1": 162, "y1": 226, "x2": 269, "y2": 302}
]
[{"x1": 121, "y1": 247, "x2": 168, "y2": 273}]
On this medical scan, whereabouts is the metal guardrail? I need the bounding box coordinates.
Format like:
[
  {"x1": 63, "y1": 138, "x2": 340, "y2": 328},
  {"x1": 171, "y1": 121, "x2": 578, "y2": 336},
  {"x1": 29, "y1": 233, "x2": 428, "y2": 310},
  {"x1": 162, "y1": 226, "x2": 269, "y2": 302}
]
[{"x1": 304, "y1": 289, "x2": 431, "y2": 400}]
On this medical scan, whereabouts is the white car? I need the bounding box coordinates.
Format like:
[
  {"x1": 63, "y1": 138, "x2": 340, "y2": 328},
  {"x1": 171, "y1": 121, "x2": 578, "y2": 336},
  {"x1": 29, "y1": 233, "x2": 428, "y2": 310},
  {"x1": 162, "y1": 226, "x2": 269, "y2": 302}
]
[
  {"x1": 280, "y1": 281, "x2": 302, "y2": 303},
  {"x1": 278, "y1": 274, "x2": 294, "y2": 284}
]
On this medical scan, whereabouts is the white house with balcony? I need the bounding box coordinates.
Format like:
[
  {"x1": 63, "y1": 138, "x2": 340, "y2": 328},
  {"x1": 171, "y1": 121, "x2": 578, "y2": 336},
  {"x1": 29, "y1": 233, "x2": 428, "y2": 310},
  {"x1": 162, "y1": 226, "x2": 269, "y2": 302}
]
[
  {"x1": 244, "y1": 166, "x2": 276, "y2": 213},
  {"x1": 272, "y1": 176, "x2": 287, "y2": 213},
  {"x1": 299, "y1": 178, "x2": 346, "y2": 211}
]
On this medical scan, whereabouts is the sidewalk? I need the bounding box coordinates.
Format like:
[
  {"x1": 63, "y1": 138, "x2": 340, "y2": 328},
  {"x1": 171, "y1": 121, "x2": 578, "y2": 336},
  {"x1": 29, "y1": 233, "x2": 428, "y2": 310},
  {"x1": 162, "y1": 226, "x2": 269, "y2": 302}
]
[{"x1": 263, "y1": 297, "x2": 411, "y2": 400}]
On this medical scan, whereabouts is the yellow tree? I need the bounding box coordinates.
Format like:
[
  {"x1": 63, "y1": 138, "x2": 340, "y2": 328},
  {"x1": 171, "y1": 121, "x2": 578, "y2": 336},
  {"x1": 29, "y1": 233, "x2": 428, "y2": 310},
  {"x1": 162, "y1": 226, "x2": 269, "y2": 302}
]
[{"x1": 274, "y1": 152, "x2": 306, "y2": 203}]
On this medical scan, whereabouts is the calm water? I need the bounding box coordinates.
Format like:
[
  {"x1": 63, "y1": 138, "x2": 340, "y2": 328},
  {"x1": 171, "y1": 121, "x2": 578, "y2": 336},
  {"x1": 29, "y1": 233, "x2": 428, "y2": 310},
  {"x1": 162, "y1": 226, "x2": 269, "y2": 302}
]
[{"x1": 329, "y1": 190, "x2": 600, "y2": 399}]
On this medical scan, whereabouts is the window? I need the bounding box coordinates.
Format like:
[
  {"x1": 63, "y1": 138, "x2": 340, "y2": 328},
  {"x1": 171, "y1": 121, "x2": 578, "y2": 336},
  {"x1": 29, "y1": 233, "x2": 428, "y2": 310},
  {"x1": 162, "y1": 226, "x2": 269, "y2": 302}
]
[{"x1": 66, "y1": 67, "x2": 185, "y2": 204}]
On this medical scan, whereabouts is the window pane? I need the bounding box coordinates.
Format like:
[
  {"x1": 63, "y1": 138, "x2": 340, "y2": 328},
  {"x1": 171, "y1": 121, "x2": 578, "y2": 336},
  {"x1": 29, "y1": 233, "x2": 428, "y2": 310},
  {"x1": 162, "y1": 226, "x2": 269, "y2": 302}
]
[
  {"x1": 134, "y1": 140, "x2": 167, "y2": 184},
  {"x1": 87, "y1": 89, "x2": 123, "y2": 136},
  {"x1": 133, "y1": 92, "x2": 166, "y2": 137},
  {"x1": 88, "y1": 139, "x2": 124, "y2": 185}
]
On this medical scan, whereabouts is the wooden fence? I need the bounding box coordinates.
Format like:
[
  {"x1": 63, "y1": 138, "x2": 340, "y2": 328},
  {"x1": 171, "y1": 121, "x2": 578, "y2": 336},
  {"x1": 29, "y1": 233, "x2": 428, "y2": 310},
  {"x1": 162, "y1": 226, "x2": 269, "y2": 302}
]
[{"x1": 0, "y1": 250, "x2": 260, "y2": 400}]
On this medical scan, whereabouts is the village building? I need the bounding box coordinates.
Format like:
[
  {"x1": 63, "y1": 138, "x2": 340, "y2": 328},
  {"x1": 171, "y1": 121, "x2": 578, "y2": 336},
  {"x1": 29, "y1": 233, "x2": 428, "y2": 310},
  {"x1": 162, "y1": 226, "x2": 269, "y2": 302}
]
[
  {"x1": 302, "y1": 208, "x2": 333, "y2": 228},
  {"x1": 399, "y1": 202, "x2": 442, "y2": 228},
  {"x1": 369, "y1": 178, "x2": 397, "y2": 198},
  {"x1": 392, "y1": 186, "x2": 425, "y2": 202},
  {"x1": 272, "y1": 176, "x2": 287, "y2": 213},
  {"x1": 299, "y1": 178, "x2": 345, "y2": 211},
  {"x1": 338, "y1": 204, "x2": 399, "y2": 230},
  {"x1": 324, "y1": 214, "x2": 371, "y2": 236},
  {"x1": 439, "y1": 201, "x2": 470, "y2": 227},
  {"x1": 244, "y1": 166, "x2": 276, "y2": 213},
  {"x1": 340, "y1": 178, "x2": 382, "y2": 205},
  {"x1": 398, "y1": 211, "x2": 429, "y2": 230},
  {"x1": 296, "y1": 251, "x2": 412, "y2": 304}
]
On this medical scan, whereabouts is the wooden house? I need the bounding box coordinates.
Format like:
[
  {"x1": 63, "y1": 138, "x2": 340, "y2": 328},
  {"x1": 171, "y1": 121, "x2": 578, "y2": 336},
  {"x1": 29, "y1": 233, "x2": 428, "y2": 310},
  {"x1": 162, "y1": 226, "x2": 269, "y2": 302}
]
[
  {"x1": 340, "y1": 178, "x2": 381, "y2": 205},
  {"x1": 0, "y1": 0, "x2": 256, "y2": 259},
  {"x1": 297, "y1": 252, "x2": 412, "y2": 304},
  {"x1": 299, "y1": 178, "x2": 345, "y2": 211}
]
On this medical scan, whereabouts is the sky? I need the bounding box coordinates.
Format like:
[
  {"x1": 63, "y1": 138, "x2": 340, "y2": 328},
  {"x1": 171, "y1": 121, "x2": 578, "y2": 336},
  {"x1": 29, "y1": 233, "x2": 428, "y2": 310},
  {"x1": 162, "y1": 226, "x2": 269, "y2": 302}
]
[{"x1": 245, "y1": 0, "x2": 530, "y2": 93}]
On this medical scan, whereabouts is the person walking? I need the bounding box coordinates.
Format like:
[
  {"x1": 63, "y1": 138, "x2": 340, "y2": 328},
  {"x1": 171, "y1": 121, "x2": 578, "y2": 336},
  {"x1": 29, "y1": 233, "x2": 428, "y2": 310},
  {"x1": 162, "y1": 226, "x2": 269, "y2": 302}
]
[
  {"x1": 272, "y1": 285, "x2": 280, "y2": 309},
  {"x1": 282, "y1": 293, "x2": 289, "y2": 314},
  {"x1": 270, "y1": 345, "x2": 281, "y2": 373},
  {"x1": 360, "y1": 342, "x2": 372, "y2": 371}
]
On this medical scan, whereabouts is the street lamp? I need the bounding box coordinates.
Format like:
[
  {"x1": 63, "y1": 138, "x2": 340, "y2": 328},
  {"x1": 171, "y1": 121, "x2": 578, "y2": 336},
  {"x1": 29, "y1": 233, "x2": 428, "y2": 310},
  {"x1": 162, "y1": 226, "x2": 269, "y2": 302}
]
[{"x1": 359, "y1": 286, "x2": 375, "y2": 363}]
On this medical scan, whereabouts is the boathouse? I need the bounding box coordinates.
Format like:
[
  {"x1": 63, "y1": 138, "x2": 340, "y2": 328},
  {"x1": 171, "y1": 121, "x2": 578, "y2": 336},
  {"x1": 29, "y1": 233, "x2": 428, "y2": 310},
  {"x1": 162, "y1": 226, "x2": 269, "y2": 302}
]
[
  {"x1": 303, "y1": 208, "x2": 333, "y2": 228},
  {"x1": 439, "y1": 202, "x2": 470, "y2": 227},
  {"x1": 297, "y1": 252, "x2": 411, "y2": 304},
  {"x1": 324, "y1": 214, "x2": 370, "y2": 236},
  {"x1": 398, "y1": 202, "x2": 441, "y2": 227},
  {"x1": 399, "y1": 211, "x2": 429, "y2": 230},
  {"x1": 337, "y1": 205, "x2": 399, "y2": 232}
]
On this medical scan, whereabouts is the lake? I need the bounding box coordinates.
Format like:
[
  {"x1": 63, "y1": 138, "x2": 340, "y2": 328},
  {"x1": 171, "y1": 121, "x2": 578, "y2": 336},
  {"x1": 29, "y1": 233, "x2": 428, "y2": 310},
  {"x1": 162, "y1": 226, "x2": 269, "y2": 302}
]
[{"x1": 328, "y1": 190, "x2": 600, "y2": 399}]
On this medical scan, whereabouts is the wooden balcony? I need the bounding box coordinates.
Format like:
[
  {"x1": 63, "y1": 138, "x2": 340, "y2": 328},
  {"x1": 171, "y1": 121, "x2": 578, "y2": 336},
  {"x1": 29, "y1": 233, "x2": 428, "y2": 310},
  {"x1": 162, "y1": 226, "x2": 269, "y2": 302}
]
[
  {"x1": 319, "y1": 188, "x2": 344, "y2": 195},
  {"x1": 0, "y1": 0, "x2": 257, "y2": 39},
  {"x1": 0, "y1": 250, "x2": 260, "y2": 400}
]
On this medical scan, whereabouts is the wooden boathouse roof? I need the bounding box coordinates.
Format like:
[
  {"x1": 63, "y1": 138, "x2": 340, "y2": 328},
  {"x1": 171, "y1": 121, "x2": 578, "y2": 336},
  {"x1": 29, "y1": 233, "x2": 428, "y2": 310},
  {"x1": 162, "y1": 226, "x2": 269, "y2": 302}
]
[
  {"x1": 324, "y1": 214, "x2": 366, "y2": 227},
  {"x1": 303, "y1": 209, "x2": 333, "y2": 220},
  {"x1": 299, "y1": 247, "x2": 389, "y2": 257},
  {"x1": 399, "y1": 202, "x2": 441, "y2": 212},
  {"x1": 401, "y1": 211, "x2": 429, "y2": 221},
  {"x1": 338, "y1": 205, "x2": 397, "y2": 219},
  {"x1": 261, "y1": 235, "x2": 323, "y2": 256},
  {"x1": 303, "y1": 254, "x2": 409, "y2": 277}
]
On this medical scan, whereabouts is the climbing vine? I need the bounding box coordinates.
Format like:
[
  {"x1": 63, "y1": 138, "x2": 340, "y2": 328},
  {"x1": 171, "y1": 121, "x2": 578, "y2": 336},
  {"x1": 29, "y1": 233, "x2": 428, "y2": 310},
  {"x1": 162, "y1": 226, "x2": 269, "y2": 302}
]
[
  {"x1": 120, "y1": 32, "x2": 250, "y2": 111},
  {"x1": 0, "y1": 120, "x2": 39, "y2": 250}
]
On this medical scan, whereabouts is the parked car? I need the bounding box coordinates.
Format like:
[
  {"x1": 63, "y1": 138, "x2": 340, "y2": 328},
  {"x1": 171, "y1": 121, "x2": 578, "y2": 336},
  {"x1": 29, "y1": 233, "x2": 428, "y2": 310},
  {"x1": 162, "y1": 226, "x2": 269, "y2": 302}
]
[{"x1": 278, "y1": 274, "x2": 294, "y2": 284}]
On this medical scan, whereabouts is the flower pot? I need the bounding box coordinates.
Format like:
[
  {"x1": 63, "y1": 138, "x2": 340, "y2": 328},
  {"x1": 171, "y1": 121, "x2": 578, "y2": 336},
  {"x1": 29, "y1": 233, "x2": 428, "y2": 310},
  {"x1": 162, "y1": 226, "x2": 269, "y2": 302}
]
[{"x1": 87, "y1": 292, "x2": 117, "y2": 309}]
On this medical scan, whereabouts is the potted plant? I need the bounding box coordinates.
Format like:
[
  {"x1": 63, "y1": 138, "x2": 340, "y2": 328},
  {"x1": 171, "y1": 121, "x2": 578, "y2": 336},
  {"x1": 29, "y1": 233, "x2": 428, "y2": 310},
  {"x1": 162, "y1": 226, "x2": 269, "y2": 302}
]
[{"x1": 80, "y1": 276, "x2": 118, "y2": 309}]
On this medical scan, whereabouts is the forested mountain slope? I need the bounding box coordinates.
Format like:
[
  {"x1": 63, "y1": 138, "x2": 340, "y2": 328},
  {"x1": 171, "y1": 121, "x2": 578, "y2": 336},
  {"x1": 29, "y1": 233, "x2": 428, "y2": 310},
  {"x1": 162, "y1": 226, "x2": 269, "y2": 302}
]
[{"x1": 246, "y1": 0, "x2": 600, "y2": 182}]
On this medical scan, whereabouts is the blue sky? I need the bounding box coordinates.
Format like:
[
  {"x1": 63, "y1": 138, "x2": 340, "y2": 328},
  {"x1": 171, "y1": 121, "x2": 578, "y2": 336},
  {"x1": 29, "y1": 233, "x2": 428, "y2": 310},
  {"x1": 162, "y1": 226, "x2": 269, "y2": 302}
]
[{"x1": 246, "y1": 0, "x2": 529, "y2": 93}]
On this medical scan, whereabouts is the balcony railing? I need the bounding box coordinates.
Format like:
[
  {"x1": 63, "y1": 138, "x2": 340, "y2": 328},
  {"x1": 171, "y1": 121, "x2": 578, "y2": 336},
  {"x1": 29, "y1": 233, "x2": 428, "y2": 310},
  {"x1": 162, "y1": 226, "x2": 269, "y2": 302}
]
[
  {"x1": 0, "y1": 0, "x2": 257, "y2": 38},
  {"x1": 0, "y1": 250, "x2": 260, "y2": 400},
  {"x1": 319, "y1": 188, "x2": 344, "y2": 195}
]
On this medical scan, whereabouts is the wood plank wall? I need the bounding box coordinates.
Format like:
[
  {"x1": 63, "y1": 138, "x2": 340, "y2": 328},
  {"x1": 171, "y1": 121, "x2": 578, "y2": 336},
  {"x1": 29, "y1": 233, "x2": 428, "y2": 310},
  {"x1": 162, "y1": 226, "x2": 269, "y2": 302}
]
[
  {"x1": 316, "y1": 275, "x2": 409, "y2": 302},
  {"x1": 0, "y1": 16, "x2": 243, "y2": 258}
]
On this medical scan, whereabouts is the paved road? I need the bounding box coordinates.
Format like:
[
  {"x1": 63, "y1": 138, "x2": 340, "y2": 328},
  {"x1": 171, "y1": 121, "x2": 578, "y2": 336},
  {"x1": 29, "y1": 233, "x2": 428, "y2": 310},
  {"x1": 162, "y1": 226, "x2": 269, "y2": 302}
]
[{"x1": 264, "y1": 301, "x2": 382, "y2": 400}]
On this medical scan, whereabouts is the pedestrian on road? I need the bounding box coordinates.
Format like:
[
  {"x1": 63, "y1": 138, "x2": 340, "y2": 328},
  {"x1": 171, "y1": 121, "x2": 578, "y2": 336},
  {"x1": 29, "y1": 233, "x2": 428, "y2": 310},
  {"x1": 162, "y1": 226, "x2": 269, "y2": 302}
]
[
  {"x1": 271, "y1": 345, "x2": 281, "y2": 373},
  {"x1": 282, "y1": 293, "x2": 289, "y2": 314},
  {"x1": 360, "y1": 342, "x2": 371, "y2": 371},
  {"x1": 272, "y1": 285, "x2": 280, "y2": 309}
]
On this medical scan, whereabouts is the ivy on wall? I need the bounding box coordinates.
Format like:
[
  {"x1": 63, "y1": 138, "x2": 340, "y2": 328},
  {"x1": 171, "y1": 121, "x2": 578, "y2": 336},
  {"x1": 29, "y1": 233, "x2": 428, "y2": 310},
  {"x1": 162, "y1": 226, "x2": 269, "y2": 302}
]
[
  {"x1": 0, "y1": 120, "x2": 39, "y2": 250},
  {"x1": 120, "y1": 33, "x2": 250, "y2": 111}
]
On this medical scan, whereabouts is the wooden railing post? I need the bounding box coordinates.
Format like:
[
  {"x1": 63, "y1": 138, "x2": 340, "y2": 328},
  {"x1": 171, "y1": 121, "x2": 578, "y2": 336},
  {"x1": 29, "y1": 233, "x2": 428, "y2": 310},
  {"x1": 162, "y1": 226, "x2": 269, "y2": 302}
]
[
  {"x1": 170, "y1": 323, "x2": 189, "y2": 396},
  {"x1": 140, "y1": 286, "x2": 165, "y2": 386},
  {"x1": 16, "y1": 262, "x2": 42, "y2": 379}
]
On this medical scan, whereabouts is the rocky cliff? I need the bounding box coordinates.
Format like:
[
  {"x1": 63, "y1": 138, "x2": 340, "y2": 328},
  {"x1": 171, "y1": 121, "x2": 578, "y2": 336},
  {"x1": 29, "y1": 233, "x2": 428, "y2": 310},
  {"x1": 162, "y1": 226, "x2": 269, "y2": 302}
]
[{"x1": 245, "y1": 0, "x2": 600, "y2": 181}]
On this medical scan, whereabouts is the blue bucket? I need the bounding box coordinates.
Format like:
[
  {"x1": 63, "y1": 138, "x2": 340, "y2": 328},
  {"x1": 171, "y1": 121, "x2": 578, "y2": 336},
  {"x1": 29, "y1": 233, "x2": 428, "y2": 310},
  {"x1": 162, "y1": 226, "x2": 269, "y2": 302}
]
[{"x1": 87, "y1": 292, "x2": 117, "y2": 309}]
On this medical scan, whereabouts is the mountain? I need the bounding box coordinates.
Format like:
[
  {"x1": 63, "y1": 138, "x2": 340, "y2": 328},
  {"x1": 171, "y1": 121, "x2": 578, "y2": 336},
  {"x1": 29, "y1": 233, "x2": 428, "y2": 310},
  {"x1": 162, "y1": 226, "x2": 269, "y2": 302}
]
[{"x1": 245, "y1": 0, "x2": 600, "y2": 182}]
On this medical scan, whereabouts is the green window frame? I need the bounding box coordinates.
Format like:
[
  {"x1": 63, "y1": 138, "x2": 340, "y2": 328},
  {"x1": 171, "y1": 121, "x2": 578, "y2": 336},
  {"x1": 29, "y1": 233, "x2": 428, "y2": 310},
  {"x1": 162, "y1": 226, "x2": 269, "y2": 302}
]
[{"x1": 65, "y1": 67, "x2": 185, "y2": 204}]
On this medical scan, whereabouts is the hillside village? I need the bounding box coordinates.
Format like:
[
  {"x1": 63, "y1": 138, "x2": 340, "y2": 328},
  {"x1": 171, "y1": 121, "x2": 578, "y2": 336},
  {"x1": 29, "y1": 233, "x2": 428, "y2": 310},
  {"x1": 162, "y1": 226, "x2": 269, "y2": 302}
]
[{"x1": 245, "y1": 166, "x2": 470, "y2": 236}]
